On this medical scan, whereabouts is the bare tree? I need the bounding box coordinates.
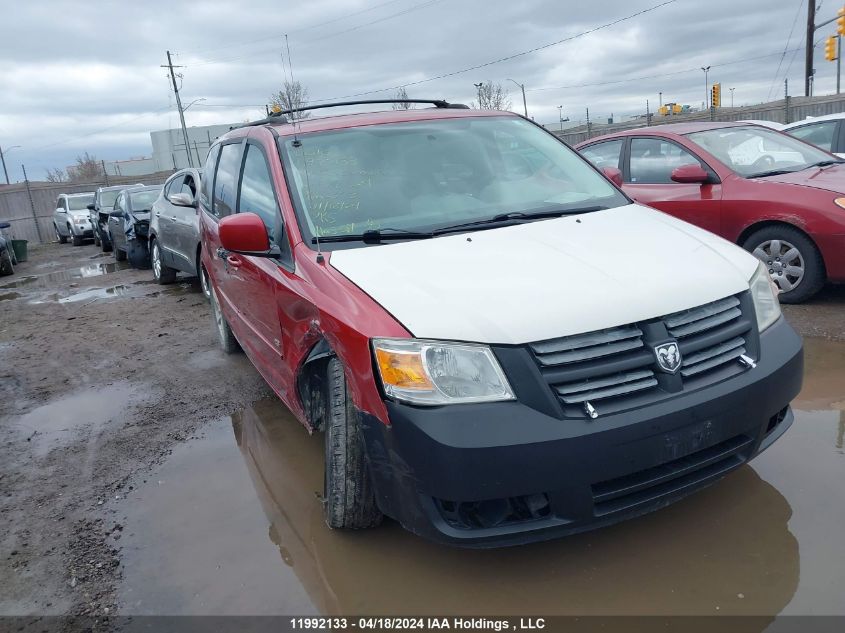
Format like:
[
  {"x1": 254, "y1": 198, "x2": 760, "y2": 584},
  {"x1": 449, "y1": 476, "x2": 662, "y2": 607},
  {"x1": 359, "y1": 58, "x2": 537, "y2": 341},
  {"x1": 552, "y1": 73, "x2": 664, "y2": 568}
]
[
  {"x1": 472, "y1": 81, "x2": 512, "y2": 111},
  {"x1": 392, "y1": 87, "x2": 413, "y2": 110},
  {"x1": 269, "y1": 81, "x2": 311, "y2": 120},
  {"x1": 67, "y1": 152, "x2": 103, "y2": 183},
  {"x1": 45, "y1": 167, "x2": 68, "y2": 183}
]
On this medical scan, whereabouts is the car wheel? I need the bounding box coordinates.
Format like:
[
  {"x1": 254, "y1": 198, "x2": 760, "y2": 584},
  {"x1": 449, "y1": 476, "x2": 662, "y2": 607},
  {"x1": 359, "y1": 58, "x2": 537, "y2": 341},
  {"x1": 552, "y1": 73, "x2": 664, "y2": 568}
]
[
  {"x1": 0, "y1": 249, "x2": 14, "y2": 276},
  {"x1": 113, "y1": 245, "x2": 127, "y2": 262},
  {"x1": 71, "y1": 228, "x2": 83, "y2": 247},
  {"x1": 323, "y1": 357, "x2": 383, "y2": 530},
  {"x1": 210, "y1": 284, "x2": 240, "y2": 353},
  {"x1": 743, "y1": 226, "x2": 825, "y2": 304},
  {"x1": 56, "y1": 224, "x2": 67, "y2": 244},
  {"x1": 151, "y1": 240, "x2": 177, "y2": 284},
  {"x1": 199, "y1": 262, "x2": 212, "y2": 301},
  {"x1": 101, "y1": 231, "x2": 113, "y2": 253},
  {"x1": 93, "y1": 230, "x2": 101, "y2": 247}
]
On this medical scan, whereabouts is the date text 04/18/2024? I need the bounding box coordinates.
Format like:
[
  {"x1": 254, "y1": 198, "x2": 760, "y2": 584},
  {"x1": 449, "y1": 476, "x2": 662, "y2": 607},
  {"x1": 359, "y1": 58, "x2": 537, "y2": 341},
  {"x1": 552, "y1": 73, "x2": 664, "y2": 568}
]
[{"x1": 289, "y1": 618, "x2": 547, "y2": 630}]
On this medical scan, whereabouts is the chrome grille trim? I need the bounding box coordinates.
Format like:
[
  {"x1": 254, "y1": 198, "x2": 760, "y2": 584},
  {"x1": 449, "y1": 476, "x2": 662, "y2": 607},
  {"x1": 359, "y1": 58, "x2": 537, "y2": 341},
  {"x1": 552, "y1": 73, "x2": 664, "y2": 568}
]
[
  {"x1": 665, "y1": 296, "x2": 741, "y2": 338},
  {"x1": 555, "y1": 374, "x2": 658, "y2": 404}
]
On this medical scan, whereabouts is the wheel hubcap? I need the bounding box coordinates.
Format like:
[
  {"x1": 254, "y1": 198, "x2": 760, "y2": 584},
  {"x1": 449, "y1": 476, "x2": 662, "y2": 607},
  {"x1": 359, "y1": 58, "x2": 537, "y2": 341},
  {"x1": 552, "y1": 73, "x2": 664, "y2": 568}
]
[
  {"x1": 200, "y1": 266, "x2": 211, "y2": 298},
  {"x1": 751, "y1": 239, "x2": 804, "y2": 293},
  {"x1": 152, "y1": 244, "x2": 161, "y2": 279}
]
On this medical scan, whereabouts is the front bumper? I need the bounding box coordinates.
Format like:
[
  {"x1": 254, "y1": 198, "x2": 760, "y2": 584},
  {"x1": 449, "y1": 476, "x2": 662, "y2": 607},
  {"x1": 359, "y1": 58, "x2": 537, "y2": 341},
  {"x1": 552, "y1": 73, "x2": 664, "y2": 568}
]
[{"x1": 360, "y1": 317, "x2": 802, "y2": 547}]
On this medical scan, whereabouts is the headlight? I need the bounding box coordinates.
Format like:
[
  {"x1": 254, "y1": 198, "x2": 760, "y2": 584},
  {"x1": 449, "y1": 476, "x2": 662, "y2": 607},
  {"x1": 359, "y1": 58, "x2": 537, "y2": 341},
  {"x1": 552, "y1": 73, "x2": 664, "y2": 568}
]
[
  {"x1": 74, "y1": 217, "x2": 87, "y2": 224},
  {"x1": 834, "y1": 197, "x2": 845, "y2": 209},
  {"x1": 372, "y1": 338, "x2": 515, "y2": 406},
  {"x1": 750, "y1": 262, "x2": 782, "y2": 332}
]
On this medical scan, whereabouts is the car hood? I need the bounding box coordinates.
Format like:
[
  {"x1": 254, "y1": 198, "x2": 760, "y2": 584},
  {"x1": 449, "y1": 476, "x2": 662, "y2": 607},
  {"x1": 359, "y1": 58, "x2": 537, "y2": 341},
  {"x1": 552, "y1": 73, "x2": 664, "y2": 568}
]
[
  {"x1": 757, "y1": 163, "x2": 845, "y2": 193},
  {"x1": 329, "y1": 203, "x2": 759, "y2": 345}
]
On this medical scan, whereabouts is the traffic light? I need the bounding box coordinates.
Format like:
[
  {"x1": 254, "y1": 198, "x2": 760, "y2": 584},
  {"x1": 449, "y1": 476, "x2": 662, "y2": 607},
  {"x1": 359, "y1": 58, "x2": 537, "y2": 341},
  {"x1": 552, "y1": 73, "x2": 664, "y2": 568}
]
[
  {"x1": 711, "y1": 83, "x2": 721, "y2": 108},
  {"x1": 826, "y1": 35, "x2": 838, "y2": 62},
  {"x1": 838, "y1": 7, "x2": 845, "y2": 36}
]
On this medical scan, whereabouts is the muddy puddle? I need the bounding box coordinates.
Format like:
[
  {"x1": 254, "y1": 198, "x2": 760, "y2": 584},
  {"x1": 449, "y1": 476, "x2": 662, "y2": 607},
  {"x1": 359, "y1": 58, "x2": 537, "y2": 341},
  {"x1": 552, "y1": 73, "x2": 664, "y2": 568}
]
[
  {"x1": 0, "y1": 261, "x2": 130, "y2": 289},
  {"x1": 13, "y1": 382, "x2": 143, "y2": 459},
  {"x1": 117, "y1": 338, "x2": 845, "y2": 618}
]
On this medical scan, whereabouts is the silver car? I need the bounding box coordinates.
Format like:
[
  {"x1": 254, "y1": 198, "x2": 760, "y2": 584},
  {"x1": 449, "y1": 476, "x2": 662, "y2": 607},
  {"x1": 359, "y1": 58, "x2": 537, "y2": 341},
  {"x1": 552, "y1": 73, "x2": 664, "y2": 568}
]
[
  {"x1": 149, "y1": 168, "x2": 209, "y2": 297},
  {"x1": 53, "y1": 192, "x2": 95, "y2": 245}
]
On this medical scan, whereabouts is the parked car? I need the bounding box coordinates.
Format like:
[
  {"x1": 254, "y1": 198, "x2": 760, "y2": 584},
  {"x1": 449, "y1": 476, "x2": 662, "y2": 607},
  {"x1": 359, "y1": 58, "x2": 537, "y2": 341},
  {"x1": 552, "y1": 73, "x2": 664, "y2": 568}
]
[
  {"x1": 107, "y1": 185, "x2": 162, "y2": 268},
  {"x1": 577, "y1": 122, "x2": 845, "y2": 303},
  {"x1": 782, "y1": 113, "x2": 845, "y2": 158},
  {"x1": 149, "y1": 168, "x2": 209, "y2": 297},
  {"x1": 0, "y1": 222, "x2": 16, "y2": 276},
  {"x1": 53, "y1": 192, "x2": 95, "y2": 246},
  {"x1": 199, "y1": 101, "x2": 802, "y2": 547},
  {"x1": 88, "y1": 184, "x2": 144, "y2": 252}
]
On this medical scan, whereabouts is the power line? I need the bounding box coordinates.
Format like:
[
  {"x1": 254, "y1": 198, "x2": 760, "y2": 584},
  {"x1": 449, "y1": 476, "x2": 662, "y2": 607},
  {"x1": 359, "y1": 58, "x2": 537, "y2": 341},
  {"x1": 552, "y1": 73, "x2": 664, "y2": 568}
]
[
  {"x1": 185, "y1": 0, "x2": 445, "y2": 67},
  {"x1": 308, "y1": 0, "x2": 678, "y2": 103},
  {"x1": 767, "y1": 0, "x2": 805, "y2": 101},
  {"x1": 175, "y1": 0, "x2": 407, "y2": 57},
  {"x1": 527, "y1": 48, "x2": 803, "y2": 93}
]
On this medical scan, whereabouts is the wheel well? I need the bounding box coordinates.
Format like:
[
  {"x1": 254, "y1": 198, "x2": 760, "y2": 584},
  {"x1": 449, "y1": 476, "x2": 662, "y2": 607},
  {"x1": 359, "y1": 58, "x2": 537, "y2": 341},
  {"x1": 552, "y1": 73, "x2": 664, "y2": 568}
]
[
  {"x1": 736, "y1": 220, "x2": 814, "y2": 249},
  {"x1": 195, "y1": 243, "x2": 202, "y2": 277},
  {"x1": 296, "y1": 339, "x2": 336, "y2": 433}
]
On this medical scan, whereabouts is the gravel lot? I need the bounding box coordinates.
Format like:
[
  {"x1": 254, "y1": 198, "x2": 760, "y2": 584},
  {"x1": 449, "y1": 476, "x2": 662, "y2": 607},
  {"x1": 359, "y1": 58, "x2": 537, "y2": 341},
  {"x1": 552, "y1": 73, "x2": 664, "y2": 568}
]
[{"x1": 1, "y1": 241, "x2": 843, "y2": 623}]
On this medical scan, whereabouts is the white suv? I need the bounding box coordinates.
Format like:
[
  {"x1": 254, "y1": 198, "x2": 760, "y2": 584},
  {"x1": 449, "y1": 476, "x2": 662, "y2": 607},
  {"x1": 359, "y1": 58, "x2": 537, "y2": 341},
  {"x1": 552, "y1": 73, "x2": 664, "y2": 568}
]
[{"x1": 53, "y1": 192, "x2": 95, "y2": 246}]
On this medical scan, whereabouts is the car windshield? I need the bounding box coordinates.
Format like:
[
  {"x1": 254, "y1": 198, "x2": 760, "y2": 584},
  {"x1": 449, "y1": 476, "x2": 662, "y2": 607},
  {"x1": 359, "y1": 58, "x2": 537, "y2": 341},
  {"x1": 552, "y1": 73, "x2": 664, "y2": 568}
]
[
  {"x1": 130, "y1": 190, "x2": 160, "y2": 211},
  {"x1": 67, "y1": 194, "x2": 94, "y2": 211},
  {"x1": 99, "y1": 190, "x2": 120, "y2": 208},
  {"x1": 687, "y1": 126, "x2": 835, "y2": 177},
  {"x1": 278, "y1": 115, "x2": 627, "y2": 246}
]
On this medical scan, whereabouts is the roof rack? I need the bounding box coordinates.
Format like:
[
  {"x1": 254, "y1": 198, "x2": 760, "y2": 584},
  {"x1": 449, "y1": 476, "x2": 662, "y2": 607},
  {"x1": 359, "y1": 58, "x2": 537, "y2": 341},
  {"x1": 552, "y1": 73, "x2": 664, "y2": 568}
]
[{"x1": 236, "y1": 99, "x2": 470, "y2": 129}]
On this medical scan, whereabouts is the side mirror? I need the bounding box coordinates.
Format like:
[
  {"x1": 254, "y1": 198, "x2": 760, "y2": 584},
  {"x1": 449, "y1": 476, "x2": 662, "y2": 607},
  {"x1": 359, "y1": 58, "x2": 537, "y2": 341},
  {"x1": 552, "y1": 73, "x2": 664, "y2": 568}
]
[
  {"x1": 0, "y1": 222, "x2": 10, "y2": 230},
  {"x1": 219, "y1": 212, "x2": 278, "y2": 258},
  {"x1": 169, "y1": 192, "x2": 197, "y2": 208},
  {"x1": 56, "y1": 207, "x2": 67, "y2": 214},
  {"x1": 87, "y1": 203, "x2": 96, "y2": 211},
  {"x1": 110, "y1": 210, "x2": 124, "y2": 217},
  {"x1": 671, "y1": 164, "x2": 709, "y2": 184},
  {"x1": 601, "y1": 166, "x2": 623, "y2": 187}
]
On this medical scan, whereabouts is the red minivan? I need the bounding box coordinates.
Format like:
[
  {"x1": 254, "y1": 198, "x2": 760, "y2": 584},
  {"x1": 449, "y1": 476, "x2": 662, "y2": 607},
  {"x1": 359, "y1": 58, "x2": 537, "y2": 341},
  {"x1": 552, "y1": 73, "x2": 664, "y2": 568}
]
[{"x1": 200, "y1": 102, "x2": 801, "y2": 547}]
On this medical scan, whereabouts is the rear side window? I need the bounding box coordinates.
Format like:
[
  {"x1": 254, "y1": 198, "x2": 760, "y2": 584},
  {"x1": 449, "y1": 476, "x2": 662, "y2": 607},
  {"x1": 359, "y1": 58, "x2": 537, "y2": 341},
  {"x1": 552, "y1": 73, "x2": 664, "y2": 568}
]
[
  {"x1": 580, "y1": 139, "x2": 624, "y2": 170},
  {"x1": 200, "y1": 145, "x2": 221, "y2": 211},
  {"x1": 212, "y1": 143, "x2": 241, "y2": 218},
  {"x1": 787, "y1": 121, "x2": 838, "y2": 152},
  {"x1": 238, "y1": 145, "x2": 280, "y2": 242}
]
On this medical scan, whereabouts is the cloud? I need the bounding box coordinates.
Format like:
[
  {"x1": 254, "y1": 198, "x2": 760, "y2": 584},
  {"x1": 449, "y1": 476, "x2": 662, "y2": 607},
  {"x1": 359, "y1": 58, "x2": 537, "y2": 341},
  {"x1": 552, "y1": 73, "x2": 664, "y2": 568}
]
[{"x1": 0, "y1": 0, "x2": 830, "y2": 182}]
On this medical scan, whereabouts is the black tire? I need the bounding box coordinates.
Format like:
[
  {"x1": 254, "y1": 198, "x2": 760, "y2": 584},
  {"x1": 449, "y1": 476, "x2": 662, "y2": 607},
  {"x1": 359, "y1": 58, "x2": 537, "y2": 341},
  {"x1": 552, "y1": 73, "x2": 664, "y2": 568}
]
[
  {"x1": 151, "y1": 239, "x2": 177, "y2": 284},
  {"x1": 210, "y1": 285, "x2": 241, "y2": 353},
  {"x1": 71, "y1": 231, "x2": 83, "y2": 247},
  {"x1": 742, "y1": 225, "x2": 825, "y2": 304},
  {"x1": 56, "y1": 225, "x2": 67, "y2": 244},
  {"x1": 114, "y1": 245, "x2": 127, "y2": 262},
  {"x1": 0, "y1": 249, "x2": 13, "y2": 276},
  {"x1": 323, "y1": 357, "x2": 383, "y2": 530},
  {"x1": 198, "y1": 261, "x2": 212, "y2": 301},
  {"x1": 93, "y1": 230, "x2": 101, "y2": 247},
  {"x1": 101, "y1": 232, "x2": 113, "y2": 253}
]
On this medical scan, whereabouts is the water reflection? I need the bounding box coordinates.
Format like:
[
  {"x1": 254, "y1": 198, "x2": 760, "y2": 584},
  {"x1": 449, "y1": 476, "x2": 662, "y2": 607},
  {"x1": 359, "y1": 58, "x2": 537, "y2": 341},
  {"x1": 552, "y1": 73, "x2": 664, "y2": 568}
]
[
  {"x1": 232, "y1": 398, "x2": 799, "y2": 619},
  {"x1": 0, "y1": 261, "x2": 130, "y2": 289},
  {"x1": 793, "y1": 337, "x2": 845, "y2": 453}
]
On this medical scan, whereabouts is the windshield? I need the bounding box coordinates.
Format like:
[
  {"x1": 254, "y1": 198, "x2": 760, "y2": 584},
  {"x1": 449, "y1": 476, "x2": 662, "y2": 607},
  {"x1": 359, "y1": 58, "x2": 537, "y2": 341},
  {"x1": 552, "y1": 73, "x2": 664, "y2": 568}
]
[
  {"x1": 278, "y1": 116, "x2": 627, "y2": 246},
  {"x1": 99, "y1": 190, "x2": 120, "y2": 209},
  {"x1": 130, "y1": 190, "x2": 160, "y2": 211},
  {"x1": 687, "y1": 126, "x2": 835, "y2": 177},
  {"x1": 67, "y1": 194, "x2": 94, "y2": 211}
]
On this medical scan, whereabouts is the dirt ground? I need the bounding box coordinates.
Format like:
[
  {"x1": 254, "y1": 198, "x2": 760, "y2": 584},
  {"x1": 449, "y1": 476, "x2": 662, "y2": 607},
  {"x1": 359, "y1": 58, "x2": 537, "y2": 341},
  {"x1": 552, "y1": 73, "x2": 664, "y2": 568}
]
[{"x1": 1, "y1": 241, "x2": 844, "y2": 624}]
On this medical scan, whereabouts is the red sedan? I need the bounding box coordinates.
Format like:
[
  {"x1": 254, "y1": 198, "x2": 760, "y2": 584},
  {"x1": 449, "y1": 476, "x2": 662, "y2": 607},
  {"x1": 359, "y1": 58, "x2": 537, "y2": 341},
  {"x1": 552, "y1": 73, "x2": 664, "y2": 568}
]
[{"x1": 577, "y1": 122, "x2": 845, "y2": 303}]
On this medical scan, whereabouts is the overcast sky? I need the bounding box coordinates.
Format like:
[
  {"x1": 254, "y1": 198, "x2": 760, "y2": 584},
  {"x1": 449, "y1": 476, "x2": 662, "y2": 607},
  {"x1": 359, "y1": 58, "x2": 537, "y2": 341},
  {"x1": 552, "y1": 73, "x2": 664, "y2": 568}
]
[{"x1": 0, "y1": 0, "x2": 831, "y2": 182}]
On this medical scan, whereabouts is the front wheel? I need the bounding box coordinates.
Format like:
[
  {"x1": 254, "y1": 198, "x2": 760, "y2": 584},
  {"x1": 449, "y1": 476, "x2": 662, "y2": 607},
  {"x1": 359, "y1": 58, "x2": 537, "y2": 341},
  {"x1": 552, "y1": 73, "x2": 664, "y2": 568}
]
[
  {"x1": 743, "y1": 226, "x2": 825, "y2": 304},
  {"x1": 323, "y1": 357, "x2": 383, "y2": 530},
  {"x1": 210, "y1": 284, "x2": 240, "y2": 353},
  {"x1": 199, "y1": 262, "x2": 212, "y2": 301},
  {"x1": 56, "y1": 225, "x2": 67, "y2": 244},
  {"x1": 113, "y1": 245, "x2": 127, "y2": 262},
  {"x1": 151, "y1": 240, "x2": 177, "y2": 284},
  {"x1": 71, "y1": 229, "x2": 83, "y2": 247},
  {"x1": 0, "y1": 249, "x2": 13, "y2": 276}
]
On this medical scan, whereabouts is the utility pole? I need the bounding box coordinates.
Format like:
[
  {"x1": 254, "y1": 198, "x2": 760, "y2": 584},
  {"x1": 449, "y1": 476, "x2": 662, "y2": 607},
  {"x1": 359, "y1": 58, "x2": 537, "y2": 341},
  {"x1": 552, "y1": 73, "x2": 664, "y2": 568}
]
[
  {"x1": 646, "y1": 99, "x2": 651, "y2": 126},
  {"x1": 100, "y1": 159, "x2": 110, "y2": 186},
  {"x1": 659, "y1": 91, "x2": 663, "y2": 107},
  {"x1": 586, "y1": 107, "x2": 591, "y2": 139},
  {"x1": 0, "y1": 147, "x2": 9, "y2": 185},
  {"x1": 785, "y1": 78, "x2": 791, "y2": 124},
  {"x1": 507, "y1": 79, "x2": 528, "y2": 118},
  {"x1": 473, "y1": 82, "x2": 483, "y2": 106},
  {"x1": 162, "y1": 50, "x2": 194, "y2": 168},
  {"x1": 701, "y1": 66, "x2": 711, "y2": 110},
  {"x1": 557, "y1": 105, "x2": 563, "y2": 131},
  {"x1": 21, "y1": 165, "x2": 44, "y2": 243},
  {"x1": 806, "y1": 0, "x2": 815, "y2": 96},
  {"x1": 839, "y1": 35, "x2": 842, "y2": 94}
]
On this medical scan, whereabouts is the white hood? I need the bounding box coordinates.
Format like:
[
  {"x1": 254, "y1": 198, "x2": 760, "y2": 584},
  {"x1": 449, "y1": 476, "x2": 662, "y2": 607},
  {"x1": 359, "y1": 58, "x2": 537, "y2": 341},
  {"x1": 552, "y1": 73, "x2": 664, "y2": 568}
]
[{"x1": 329, "y1": 204, "x2": 759, "y2": 345}]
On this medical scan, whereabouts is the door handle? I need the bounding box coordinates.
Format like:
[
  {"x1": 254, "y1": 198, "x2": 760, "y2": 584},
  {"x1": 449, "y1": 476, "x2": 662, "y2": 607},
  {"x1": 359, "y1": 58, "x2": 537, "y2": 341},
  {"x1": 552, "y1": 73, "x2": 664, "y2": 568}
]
[
  {"x1": 155, "y1": 211, "x2": 161, "y2": 217},
  {"x1": 226, "y1": 255, "x2": 242, "y2": 268}
]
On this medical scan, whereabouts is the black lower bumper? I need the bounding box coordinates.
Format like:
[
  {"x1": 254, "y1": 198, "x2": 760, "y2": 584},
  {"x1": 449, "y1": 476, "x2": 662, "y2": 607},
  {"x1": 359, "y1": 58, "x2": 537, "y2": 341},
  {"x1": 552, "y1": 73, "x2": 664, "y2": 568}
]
[{"x1": 360, "y1": 317, "x2": 802, "y2": 547}]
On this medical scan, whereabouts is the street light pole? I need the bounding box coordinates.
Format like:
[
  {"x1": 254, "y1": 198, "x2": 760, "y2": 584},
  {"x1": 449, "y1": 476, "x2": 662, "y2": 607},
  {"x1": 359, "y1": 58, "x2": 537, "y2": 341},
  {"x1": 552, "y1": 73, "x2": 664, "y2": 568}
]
[
  {"x1": 0, "y1": 145, "x2": 21, "y2": 185},
  {"x1": 701, "y1": 66, "x2": 711, "y2": 110},
  {"x1": 557, "y1": 105, "x2": 563, "y2": 131},
  {"x1": 506, "y1": 79, "x2": 528, "y2": 117},
  {"x1": 473, "y1": 82, "x2": 483, "y2": 106},
  {"x1": 729, "y1": 87, "x2": 735, "y2": 108}
]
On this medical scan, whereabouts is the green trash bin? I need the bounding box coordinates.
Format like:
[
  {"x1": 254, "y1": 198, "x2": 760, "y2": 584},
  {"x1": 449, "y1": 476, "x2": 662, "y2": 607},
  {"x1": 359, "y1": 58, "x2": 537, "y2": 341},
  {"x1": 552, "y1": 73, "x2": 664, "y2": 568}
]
[{"x1": 11, "y1": 239, "x2": 28, "y2": 263}]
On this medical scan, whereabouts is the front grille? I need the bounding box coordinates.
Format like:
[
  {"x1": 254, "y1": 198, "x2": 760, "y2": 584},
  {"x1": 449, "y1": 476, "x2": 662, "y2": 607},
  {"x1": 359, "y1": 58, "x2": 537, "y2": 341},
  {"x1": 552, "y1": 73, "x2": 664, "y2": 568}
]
[
  {"x1": 591, "y1": 434, "x2": 753, "y2": 517},
  {"x1": 527, "y1": 293, "x2": 756, "y2": 418}
]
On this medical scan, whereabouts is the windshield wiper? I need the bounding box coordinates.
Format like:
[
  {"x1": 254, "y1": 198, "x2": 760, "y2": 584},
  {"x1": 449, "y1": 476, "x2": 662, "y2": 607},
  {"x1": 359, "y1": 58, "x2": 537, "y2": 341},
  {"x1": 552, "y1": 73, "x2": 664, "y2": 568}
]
[
  {"x1": 747, "y1": 168, "x2": 800, "y2": 178},
  {"x1": 806, "y1": 159, "x2": 845, "y2": 169},
  {"x1": 432, "y1": 206, "x2": 608, "y2": 235},
  {"x1": 312, "y1": 228, "x2": 433, "y2": 244}
]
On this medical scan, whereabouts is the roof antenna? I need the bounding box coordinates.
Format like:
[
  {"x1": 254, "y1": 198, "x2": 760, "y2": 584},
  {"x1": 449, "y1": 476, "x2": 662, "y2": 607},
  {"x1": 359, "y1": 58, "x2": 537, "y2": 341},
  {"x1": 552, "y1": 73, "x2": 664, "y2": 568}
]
[{"x1": 283, "y1": 34, "x2": 322, "y2": 262}]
